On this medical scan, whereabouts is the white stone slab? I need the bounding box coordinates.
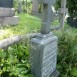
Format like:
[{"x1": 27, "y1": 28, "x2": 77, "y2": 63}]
[
  {"x1": 0, "y1": 16, "x2": 19, "y2": 26},
  {"x1": 0, "y1": 7, "x2": 15, "y2": 17}
]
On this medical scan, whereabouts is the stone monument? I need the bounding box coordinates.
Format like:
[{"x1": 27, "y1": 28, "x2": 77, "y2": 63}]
[
  {"x1": 0, "y1": 0, "x2": 19, "y2": 26},
  {"x1": 58, "y1": 0, "x2": 68, "y2": 29},
  {"x1": 0, "y1": 0, "x2": 13, "y2": 8},
  {"x1": 30, "y1": 0, "x2": 60, "y2": 77}
]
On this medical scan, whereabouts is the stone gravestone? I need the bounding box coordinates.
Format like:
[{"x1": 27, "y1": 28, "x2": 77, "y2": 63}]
[
  {"x1": 0, "y1": 0, "x2": 13, "y2": 8},
  {"x1": 0, "y1": 0, "x2": 19, "y2": 26},
  {"x1": 30, "y1": 0, "x2": 60, "y2": 77},
  {"x1": 58, "y1": 0, "x2": 68, "y2": 29}
]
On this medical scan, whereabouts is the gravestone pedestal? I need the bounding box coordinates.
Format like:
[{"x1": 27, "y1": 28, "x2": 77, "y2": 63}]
[
  {"x1": 0, "y1": 7, "x2": 19, "y2": 26},
  {"x1": 30, "y1": 33, "x2": 59, "y2": 77}
]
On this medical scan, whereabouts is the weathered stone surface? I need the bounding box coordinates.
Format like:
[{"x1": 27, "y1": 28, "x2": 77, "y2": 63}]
[
  {"x1": 38, "y1": 0, "x2": 56, "y2": 4},
  {"x1": 0, "y1": 7, "x2": 15, "y2": 17},
  {"x1": 30, "y1": 33, "x2": 58, "y2": 77},
  {"x1": 50, "y1": 70, "x2": 60, "y2": 77},
  {"x1": 0, "y1": 33, "x2": 38, "y2": 49},
  {"x1": 0, "y1": 0, "x2": 13, "y2": 8},
  {"x1": 0, "y1": 16, "x2": 19, "y2": 26},
  {"x1": 0, "y1": 36, "x2": 21, "y2": 49}
]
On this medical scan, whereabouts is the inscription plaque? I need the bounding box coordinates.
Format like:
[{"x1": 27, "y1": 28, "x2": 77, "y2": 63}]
[{"x1": 30, "y1": 33, "x2": 58, "y2": 77}]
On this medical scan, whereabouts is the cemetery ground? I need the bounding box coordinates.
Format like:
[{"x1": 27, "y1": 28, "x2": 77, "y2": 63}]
[{"x1": 0, "y1": 13, "x2": 77, "y2": 77}]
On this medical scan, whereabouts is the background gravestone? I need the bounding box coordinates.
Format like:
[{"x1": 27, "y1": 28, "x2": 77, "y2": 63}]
[
  {"x1": 0, "y1": 0, "x2": 13, "y2": 8},
  {"x1": 0, "y1": 0, "x2": 19, "y2": 26},
  {"x1": 58, "y1": 0, "x2": 68, "y2": 29}
]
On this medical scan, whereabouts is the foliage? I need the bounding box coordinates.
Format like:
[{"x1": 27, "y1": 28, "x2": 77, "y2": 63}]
[
  {"x1": 57, "y1": 31, "x2": 77, "y2": 77},
  {"x1": 0, "y1": 14, "x2": 41, "y2": 40},
  {"x1": 55, "y1": 0, "x2": 77, "y2": 18},
  {"x1": 0, "y1": 42, "x2": 34, "y2": 77},
  {"x1": 13, "y1": 0, "x2": 18, "y2": 10},
  {"x1": 13, "y1": 0, "x2": 32, "y2": 13}
]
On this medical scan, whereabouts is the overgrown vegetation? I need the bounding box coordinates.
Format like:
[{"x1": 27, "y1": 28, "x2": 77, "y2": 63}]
[
  {"x1": 13, "y1": 0, "x2": 32, "y2": 13},
  {"x1": 0, "y1": 14, "x2": 41, "y2": 40},
  {"x1": 55, "y1": 30, "x2": 77, "y2": 77},
  {"x1": 1, "y1": 30, "x2": 77, "y2": 77},
  {"x1": 0, "y1": 41, "x2": 34, "y2": 77},
  {"x1": 0, "y1": 7, "x2": 77, "y2": 77}
]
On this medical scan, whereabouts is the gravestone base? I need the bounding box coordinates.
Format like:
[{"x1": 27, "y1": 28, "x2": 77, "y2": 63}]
[
  {"x1": 0, "y1": 7, "x2": 19, "y2": 26},
  {"x1": 0, "y1": 16, "x2": 19, "y2": 26},
  {"x1": 50, "y1": 70, "x2": 60, "y2": 77},
  {"x1": 0, "y1": 7, "x2": 15, "y2": 17},
  {"x1": 30, "y1": 32, "x2": 58, "y2": 77}
]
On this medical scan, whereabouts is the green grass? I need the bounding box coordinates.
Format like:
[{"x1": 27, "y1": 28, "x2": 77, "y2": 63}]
[
  {"x1": 0, "y1": 13, "x2": 41, "y2": 40},
  {"x1": 1, "y1": 13, "x2": 77, "y2": 41},
  {"x1": 1, "y1": 13, "x2": 77, "y2": 77}
]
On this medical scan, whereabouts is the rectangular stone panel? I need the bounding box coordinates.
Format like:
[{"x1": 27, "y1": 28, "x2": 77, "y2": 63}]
[
  {"x1": 30, "y1": 33, "x2": 58, "y2": 77},
  {"x1": 38, "y1": 0, "x2": 56, "y2": 4},
  {"x1": 0, "y1": 16, "x2": 19, "y2": 26},
  {"x1": 0, "y1": 0, "x2": 13, "y2": 8},
  {"x1": 0, "y1": 7, "x2": 15, "y2": 17}
]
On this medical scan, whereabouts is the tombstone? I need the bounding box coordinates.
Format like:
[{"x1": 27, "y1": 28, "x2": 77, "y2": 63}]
[
  {"x1": 0, "y1": 0, "x2": 19, "y2": 26},
  {"x1": 0, "y1": 0, "x2": 13, "y2": 8},
  {"x1": 58, "y1": 0, "x2": 68, "y2": 29},
  {"x1": 30, "y1": 0, "x2": 60, "y2": 77}
]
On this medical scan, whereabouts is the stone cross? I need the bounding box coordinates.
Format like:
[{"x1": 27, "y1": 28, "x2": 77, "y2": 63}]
[
  {"x1": 30, "y1": 0, "x2": 60, "y2": 77},
  {"x1": 58, "y1": 0, "x2": 68, "y2": 29},
  {"x1": 39, "y1": 0, "x2": 56, "y2": 34}
]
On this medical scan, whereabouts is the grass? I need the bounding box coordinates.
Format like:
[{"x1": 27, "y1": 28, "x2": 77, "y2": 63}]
[
  {"x1": 0, "y1": 13, "x2": 77, "y2": 77},
  {"x1": 0, "y1": 13, "x2": 77, "y2": 40},
  {"x1": 0, "y1": 13, "x2": 41, "y2": 40}
]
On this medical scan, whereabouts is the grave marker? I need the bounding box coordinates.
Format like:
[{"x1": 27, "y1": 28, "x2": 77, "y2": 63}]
[
  {"x1": 0, "y1": 0, "x2": 19, "y2": 26},
  {"x1": 30, "y1": 0, "x2": 60, "y2": 77},
  {"x1": 58, "y1": 0, "x2": 68, "y2": 29},
  {"x1": 0, "y1": 0, "x2": 13, "y2": 8}
]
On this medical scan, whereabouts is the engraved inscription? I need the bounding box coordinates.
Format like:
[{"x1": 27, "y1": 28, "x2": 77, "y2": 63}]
[{"x1": 42, "y1": 41, "x2": 57, "y2": 77}]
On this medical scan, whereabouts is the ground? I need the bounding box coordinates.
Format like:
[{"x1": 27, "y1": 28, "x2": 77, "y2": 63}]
[
  {"x1": 0, "y1": 13, "x2": 77, "y2": 77},
  {"x1": 0, "y1": 13, "x2": 41, "y2": 40},
  {"x1": 0, "y1": 13, "x2": 77, "y2": 40}
]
